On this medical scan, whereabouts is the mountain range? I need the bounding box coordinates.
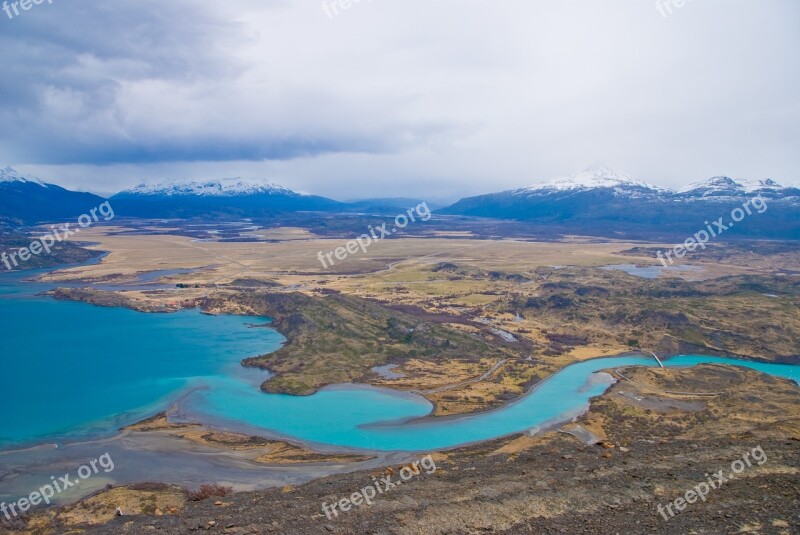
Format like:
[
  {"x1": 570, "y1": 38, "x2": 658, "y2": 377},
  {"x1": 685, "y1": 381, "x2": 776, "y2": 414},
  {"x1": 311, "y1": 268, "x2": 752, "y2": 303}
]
[
  {"x1": 1, "y1": 165, "x2": 797, "y2": 239},
  {"x1": 110, "y1": 177, "x2": 345, "y2": 218},
  {"x1": 441, "y1": 164, "x2": 799, "y2": 239}
]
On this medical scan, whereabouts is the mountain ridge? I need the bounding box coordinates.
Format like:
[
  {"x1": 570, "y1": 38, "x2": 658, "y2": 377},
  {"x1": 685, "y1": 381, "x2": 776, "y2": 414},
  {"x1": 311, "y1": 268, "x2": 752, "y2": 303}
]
[
  {"x1": 440, "y1": 164, "x2": 799, "y2": 239},
  {"x1": 0, "y1": 167, "x2": 106, "y2": 226},
  {"x1": 121, "y1": 177, "x2": 300, "y2": 198},
  {"x1": 0, "y1": 166, "x2": 47, "y2": 187},
  {"x1": 515, "y1": 163, "x2": 663, "y2": 195},
  {"x1": 509, "y1": 164, "x2": 797, "y2": 198},
  {"x1": 110, "y1": 175, "x2": 343, "y2": 219}
]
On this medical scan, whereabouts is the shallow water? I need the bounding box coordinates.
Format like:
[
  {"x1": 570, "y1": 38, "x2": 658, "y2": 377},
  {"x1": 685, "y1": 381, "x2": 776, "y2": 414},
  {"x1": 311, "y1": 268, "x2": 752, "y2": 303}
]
[{"x1": 601, "y1": 264, "x2": 702, "y2": 279}]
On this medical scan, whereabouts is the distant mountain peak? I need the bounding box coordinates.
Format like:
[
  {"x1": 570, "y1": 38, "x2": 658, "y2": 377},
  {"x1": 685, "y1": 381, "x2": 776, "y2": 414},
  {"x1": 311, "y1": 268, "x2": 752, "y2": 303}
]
[
  {"x1": 678, "y1": 176, "x2": 786, "y2": 195},
  {"x1": 111, "y1": 176, "x2": 344, "y2": 218},
  {"x1": 0, "y1": 166, "x2": 47, "y2": 187},
  {"x1": 582, "y1": 162, "x2": 628, "y2": 178},
  {"x1": 0, "y1": 168, "x2": 104, "y2": 226},
  {"x1": 706, "y1": 175, "x2": 738, "y2": 185},
  {"x1": 122, "y1": 177, "x2": 298, "y2": 197},
  {"x1": 518, "y1": 163, "x2": 660, "y2": 194},
  {"x1": 737, "y1": 177, "x2": 784, "y2": 192}
]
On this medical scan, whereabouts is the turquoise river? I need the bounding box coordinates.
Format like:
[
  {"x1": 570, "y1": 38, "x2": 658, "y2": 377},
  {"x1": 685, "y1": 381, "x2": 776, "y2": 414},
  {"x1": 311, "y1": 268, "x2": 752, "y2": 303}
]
[{"x1": 1, "y1": 269, "x2": 798, "y2": 453}]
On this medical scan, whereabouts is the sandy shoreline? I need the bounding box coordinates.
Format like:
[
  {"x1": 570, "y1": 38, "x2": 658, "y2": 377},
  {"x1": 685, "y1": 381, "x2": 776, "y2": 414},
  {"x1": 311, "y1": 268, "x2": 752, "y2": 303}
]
[{"x1": 0, "y1": 422, "x2": 414, "y2": 506}]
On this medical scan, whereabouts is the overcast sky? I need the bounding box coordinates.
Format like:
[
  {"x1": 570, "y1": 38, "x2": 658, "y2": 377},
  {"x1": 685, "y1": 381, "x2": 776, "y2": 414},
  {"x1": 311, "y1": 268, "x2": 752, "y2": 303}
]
[{"x1": 1, "y1": 0, "x2": 798, "y2": 200}]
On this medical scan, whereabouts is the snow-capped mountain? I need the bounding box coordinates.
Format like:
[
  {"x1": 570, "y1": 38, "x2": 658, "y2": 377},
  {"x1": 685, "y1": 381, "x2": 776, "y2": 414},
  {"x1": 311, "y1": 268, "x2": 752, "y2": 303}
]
[
  {"x1": 441, "y1": 165, "x2": 799, "y2": 239},
  {"x1": 738, "y1": 178, "x2": 786, "y2": 192},
  {"x1": 0, "y1": 166, "x2": 47, "y2": 187},
  {"x1": 0, "y1": 167, "x2": 106, "y2": 226},
  {"x1": 677, "y1": 176, "x2": 794, "y2": 199},
  {"x1": 678, "y1": 176, "x2": 743, "y2": 197},
  {"x1": 123, "y1": 177, "x2": 298, "y2": 198},
  {"x1": 515, "y1": 163, "x2": 662, "y2": 196},
  {"x1": 111, "y1": 176, "x2": 344, "y2": 218}
]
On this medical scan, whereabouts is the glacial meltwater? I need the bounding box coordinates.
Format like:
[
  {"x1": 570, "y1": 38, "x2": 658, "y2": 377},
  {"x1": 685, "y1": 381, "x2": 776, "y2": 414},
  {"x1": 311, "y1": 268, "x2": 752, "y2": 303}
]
[{"x1": 1, "y1": 270, "x2": 798, "y2": 453}]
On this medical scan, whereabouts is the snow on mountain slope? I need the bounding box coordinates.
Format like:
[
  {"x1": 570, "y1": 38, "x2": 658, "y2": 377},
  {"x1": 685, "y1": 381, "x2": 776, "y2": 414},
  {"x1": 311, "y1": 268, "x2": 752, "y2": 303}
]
[
  {"x1": 503, "y1": 164, "x2": 795, "y2": 200},
  {"x1": 677, "y1": 176, "x2": 796, "y2": 200},
  {"x1": 0, "y1": 166, "x2": 47, "y2": 187},
  {"x1": 737, "y1": 178, "x2": 785, "y2": 192},
  {"x1": 111, "y1": 176, "x2": 344, "y2": 218},
  {"x1": 121, "y1": 177, "x2": 298, "y2": 197},
  {"x1": 440, "y1": 164, "x2": 798, "y2": 238},
  {"x1": 677, "y1": 176, "x2": 743, "y2": 196},
  {"x1": 515, "y1": 163, "x2": 662, "y2": 196}
]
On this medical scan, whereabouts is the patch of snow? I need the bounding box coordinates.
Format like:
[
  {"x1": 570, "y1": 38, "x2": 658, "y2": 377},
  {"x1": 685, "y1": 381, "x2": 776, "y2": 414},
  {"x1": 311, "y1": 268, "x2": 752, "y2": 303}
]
[
  {"x1": 516, "y1": 163, "x2": 662, "y2": 195},
  {"x1": 737, "y1": 178, "x2": 785, "y2": 192},
  {"x1": 507, "y1": 165, "x2": 797, "y2": 200},
  {"x1": 0, "y1": 166, "x2": 47, "y2": 187},
  {"x1": 122, "y1": 177, "x2": 298, "y2": 197},
  {"x1": 678, "y1": 176, "x2": 788, "y2": 195}
]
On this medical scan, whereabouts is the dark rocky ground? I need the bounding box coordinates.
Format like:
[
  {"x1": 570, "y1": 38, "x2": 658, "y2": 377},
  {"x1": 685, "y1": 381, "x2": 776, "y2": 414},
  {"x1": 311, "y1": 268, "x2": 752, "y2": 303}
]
[
  {"x1": 0, "y1": 235, "x2": 102, "y2": 271},
  {"x1": 67, "y1": 436, "x2": 798, "y2": 535}
]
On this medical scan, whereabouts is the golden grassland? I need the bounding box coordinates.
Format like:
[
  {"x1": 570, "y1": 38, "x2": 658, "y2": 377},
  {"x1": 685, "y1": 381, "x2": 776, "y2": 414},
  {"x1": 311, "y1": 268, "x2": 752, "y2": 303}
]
[{"x1": 47, "y1": 226, "x2": 662, "y2": 282}]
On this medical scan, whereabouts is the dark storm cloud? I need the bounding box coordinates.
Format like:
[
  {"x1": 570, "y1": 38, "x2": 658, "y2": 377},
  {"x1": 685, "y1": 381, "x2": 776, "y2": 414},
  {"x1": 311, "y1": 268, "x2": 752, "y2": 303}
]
[
  {"x1": 1, "y1": 0, "x2": 244, "y2": 162},
  {"x1": 0, "y1": 0, "x2": 428, "y2": 165}
]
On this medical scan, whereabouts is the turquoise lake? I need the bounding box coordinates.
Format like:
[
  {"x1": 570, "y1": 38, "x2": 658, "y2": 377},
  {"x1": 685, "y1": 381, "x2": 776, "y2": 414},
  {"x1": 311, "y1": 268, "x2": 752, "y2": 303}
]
[
  {"x1": 1, "y1": 271, "x2": 799, "y2": 452},
  {"x1": 0, "y1": 277, "x2": 285, "y2": 447}
]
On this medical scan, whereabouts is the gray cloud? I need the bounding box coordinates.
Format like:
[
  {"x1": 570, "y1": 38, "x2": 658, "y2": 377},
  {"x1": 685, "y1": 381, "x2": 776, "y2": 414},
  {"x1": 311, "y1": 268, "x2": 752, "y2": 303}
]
[{"x1": 2, "y1": 0, "x2": 798, "y2": 198}]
